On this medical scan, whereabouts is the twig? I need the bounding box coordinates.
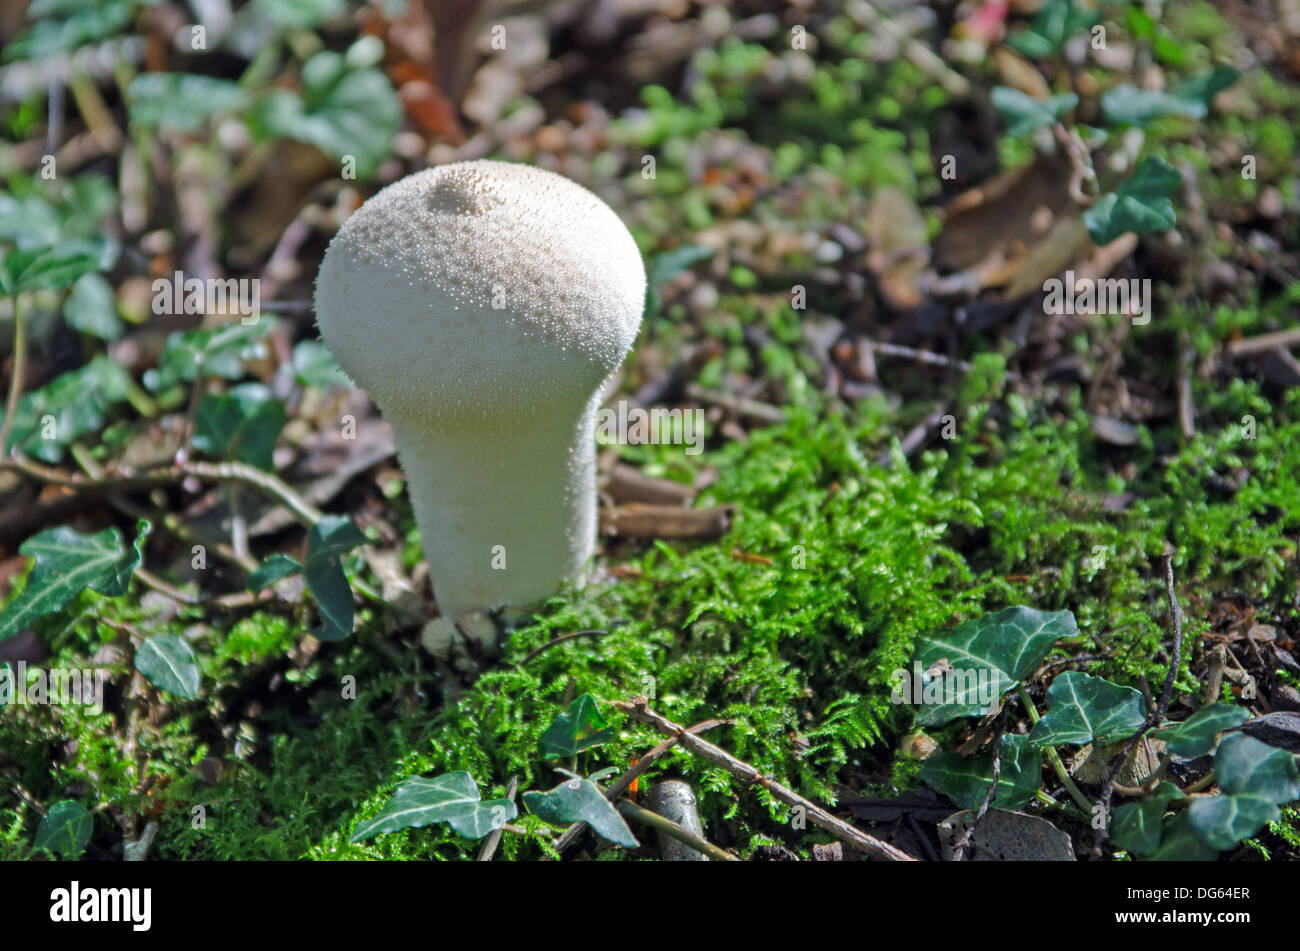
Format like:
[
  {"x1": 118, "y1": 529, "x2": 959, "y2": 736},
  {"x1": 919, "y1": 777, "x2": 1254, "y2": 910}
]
[
  {"x1": 867, "y1": 340, "x2": 973, "y2": 373},
  {"x1": 1225, "y1": 326, "x2": 1300, "y2": 357},
  {"x1": 1092, "y1": 549, "x2": 1185, "y2": 859},
  {"x1": 611, "y1": 698, "x2": 916, "y2": 861},
  {"x1": 951, "y1": 709, "x2": 1006, "y2": 861},
  {"x1": 0, "y1": 295, "x2": 26, "y2": 456},
  {"x1": 476, "y1": 777, "x2": 517, "y2": 862},
  {"x1": 616, "y1": 798, "x2": 738, "y2": 861},
  {"x1": 0, "y1": 456, "x2": 324, "y2": 527},
  {"x1": 1053, "y1": 122, "x2": 1098, "y2": 206},
  {"x1": 683, "y1": 383, "x2": 787, "y2": 425},
  {"x1": 517, "y1": 629, "x2": 609, "y2": 667}
]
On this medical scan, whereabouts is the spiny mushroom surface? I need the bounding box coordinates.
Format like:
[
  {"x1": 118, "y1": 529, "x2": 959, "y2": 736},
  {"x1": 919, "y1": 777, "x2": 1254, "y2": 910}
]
[{"x1": 314, "y1": 160, "x2": 645, "y2": 623}]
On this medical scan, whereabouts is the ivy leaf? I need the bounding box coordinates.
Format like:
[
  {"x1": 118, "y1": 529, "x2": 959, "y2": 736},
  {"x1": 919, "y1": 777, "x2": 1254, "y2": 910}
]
[
  {"x1": 1102, "y1": 67, "x2": 1241, "y2": 125},
  {"x1": 539, "y1": 694, "x2": 616, "y2": 759},
  {"x1": 1028, "y1": 672, "x2": 1147, "y2": 748},
  {"x1": 921, "y1": 734, "x2": 1040, "y2": 811},
  {"x1": 1145, "y1": 811, "x2": 1216, "y2": 861},
  {"x1": 646, "y1": 244, "x2": 712, "y2": 316},
  {"x1": 992, "y1": 87, "x2": 1078, "y2": 137},
  {"x1": 1111, "y1": 782, "x2": 1185, "y2": 856},
  {"x1": 34, "y1": 801, "x2": 93, "y2": 858},
  {"x1": 0, "y1": 245, "x2": 100, "y2": 294},
  {"x1": 1153, "y1": 703, "x2": 1248, "y2": 758},
  {"x1": 253, "y1": 0, "x2": 346, "y2": 29},
  {"x1": 523, "y1": 778, "x2": 639, "y2": 848},
  {"x1": 134, "y1": 634, "x2": 201, "y2": 700},
  {"x1": 247, "y1": 554, "x2": 302, "y2": 592},
  {"x1": 193, "y1": 383, "x2": 286, "y2": 471},
  {"x1": 913, "y1": 606, "x2": 1079, "y2": 726},
  {"x1": 128, "y1": 73, "x2": 249, "y2": 133},
  {"x1": 1083, "y1": 157, "x2": 1180, "y2": 245},
  {"x1": 304, "y1": 515, "x2": 366, "y2": 641},
  {"x1": 144, "y1": 323, "x2": 271, "y2": 392},
  {"x1": 291, "y1": 340, "x2": 350, "y2": 390},
  {"x1": 8, "y1": 356, "x2": 133, "y2": 462},
  {"x1": 350, "y1": 772, "x2": 517, "y2": 842},
  {"x1": 1186, "y1": 733, "x2": 1300, "y2": 851},
  {"x1": 1006, "y1": 0, "x2": 1098, "y2": 58},
  {"x1": 63, "y1": 272, "x2": 124, "y2": 340},
  {"x1": 249, "y1": 51, "x2": 400, "y2": 178},
  {"x1": 0, "y1": 520, "x2": 150, "y2": 643},
  {"x1": 3, "y1": 0, "x2": 136, "y2": 62}
]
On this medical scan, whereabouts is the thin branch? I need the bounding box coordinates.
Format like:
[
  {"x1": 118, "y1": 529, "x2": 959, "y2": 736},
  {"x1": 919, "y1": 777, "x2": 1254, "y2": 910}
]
[
  {"x1": 951, "y1": 708, "x2": 1006, "y2": 861},
  {"x1": 0, "y1": 456, "x2": 324, "y2": 527},
  {"x1": 0, "y1": 295, "x2": 26, "y2": 456},
  {"x1": 611, "y1": 697, "x2": 916, "y2": 861},
  {"x1": 517, "y1": 629, "x2": 609, "y2": 667}
]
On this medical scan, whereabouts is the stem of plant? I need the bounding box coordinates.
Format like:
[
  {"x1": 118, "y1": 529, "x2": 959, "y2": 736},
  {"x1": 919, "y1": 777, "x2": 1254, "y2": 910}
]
[
  {"x1": 1018, "y1": 684, "x2": 1094, "y2": 814},
  {"x1": 0, "y1": 294, "x2": 26, "y2": 456}
]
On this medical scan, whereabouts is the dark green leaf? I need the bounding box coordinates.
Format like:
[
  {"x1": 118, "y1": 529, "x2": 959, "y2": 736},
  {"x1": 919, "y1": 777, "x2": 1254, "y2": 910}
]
[
  {"x1": 921, "y1": 734, "x2": 1040, "y2": 811},
  {"x1": 253, "y1": 0, "x2": 346, "y2": 29},
  {"x1": 128, "y1": 74, "x2": 249, "y2": 132},
  {"x1": 1083, "y1": 157, "x2": 1180, "y2": 245},
  {"x1": 63, "y1": 272, "x2": 124, "y2": 340},
  {"x1": 247, "y1": 554, "x2": 302, "y2": 592},
  {"x1": 351, "y1": 772, "x2": 517, "y2": 842},
  {"x1": 0, "y1": 520, "x2": 149, "y2": 643},
  {"x1": 1144, "y1": 812, "x2": 1216, "y2": 861},
  {"x1": 913, "y1": 606, "x2": 1079, "y2": 726},
  {"x1": 1111, "y1": 782, "x2": 1185, "y2": 855},
  {"x1": 1186, "y1": 733, "x2": 1300, "y2": 850},
  {"x1": 303, "y1": 515, "x2": 366, "y2": 641},
  {"x1": 522, "y1": 778, "x2": 639, "y2": 848},
  {"x1": 34, "y1": 801, "x2": 93, "y2": 858},
  {"x1": 249, "y1": 52, "x2": 400, "y2": 177},
  {"x1": 1153, "y1": 703, "x2": 1248, "y2": 758},
  {"x1": 291, "y1": 340, "x2": 350, "y2": 390},
  {"x1": 0, "y1": 245, "x2": 100, "y2": 294},
  {"x1": 193, "y1": 383, "x2": 286, "y2": 470},
  {"x1": 134, "y1": 634, "x2": 201, "y2": 700},
  {"x1": 1028, "y1": 672, "x2": 1147, "y2": 747},
  {"x1": 992, "y1": 87, "x2": 1078, "y2": 137},
  {"x1": 1006, "y1": 0, "x2": 1097, "y2": 58},
  {"x1": 8, "y1": 356, "x2": 133, "y2": 462},
  {"x1": 539, "y1": 694, "x2": 615, "y2": 759},
  {"x1": 3, "y1": 0, "x2": 135, "y2": 62},
  {"x1": 1102, "y1": 68, "x2": 1240, "y2": 126},
  {"x1": 144, "y1": 323, "x2": 271, "y2": 391}
]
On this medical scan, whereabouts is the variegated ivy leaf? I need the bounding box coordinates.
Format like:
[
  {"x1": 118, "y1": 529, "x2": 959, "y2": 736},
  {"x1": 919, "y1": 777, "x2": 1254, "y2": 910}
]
[
  {"x1": 1028, "y1": 672, "x2": 1147, "y2": 748},
  {"x1": 912, "y1": 606, "x2": 1079, "y2": 726},
  {"x1": 351, "y1": 772, "x2": 517, "y2": 842}
]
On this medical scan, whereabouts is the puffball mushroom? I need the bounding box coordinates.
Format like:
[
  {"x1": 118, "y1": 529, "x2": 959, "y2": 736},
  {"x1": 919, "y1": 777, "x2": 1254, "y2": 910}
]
[{"x1": 314, "y1": 160, "x2": 645, "y2": 622}]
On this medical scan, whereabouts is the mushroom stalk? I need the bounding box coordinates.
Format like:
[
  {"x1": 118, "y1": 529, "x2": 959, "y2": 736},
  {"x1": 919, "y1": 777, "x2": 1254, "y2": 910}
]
[{"x1": 388, "y1": 390, "x2": 601, "y2": 621}]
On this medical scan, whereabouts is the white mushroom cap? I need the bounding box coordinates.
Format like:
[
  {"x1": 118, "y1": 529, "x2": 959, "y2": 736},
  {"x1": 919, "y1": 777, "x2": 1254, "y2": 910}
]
[
  {"x1": 315, "y1": 160, "x2": 645, "y2": 427},
  {"x1": 314, "y1": 161, "x2": 646, "y2": 621}
]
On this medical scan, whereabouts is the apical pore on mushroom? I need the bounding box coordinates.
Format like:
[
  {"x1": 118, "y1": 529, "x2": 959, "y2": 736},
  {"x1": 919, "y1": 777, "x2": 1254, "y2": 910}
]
[{"x1": 314, "y1": 160, "x2": 645, "y2": 624}]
